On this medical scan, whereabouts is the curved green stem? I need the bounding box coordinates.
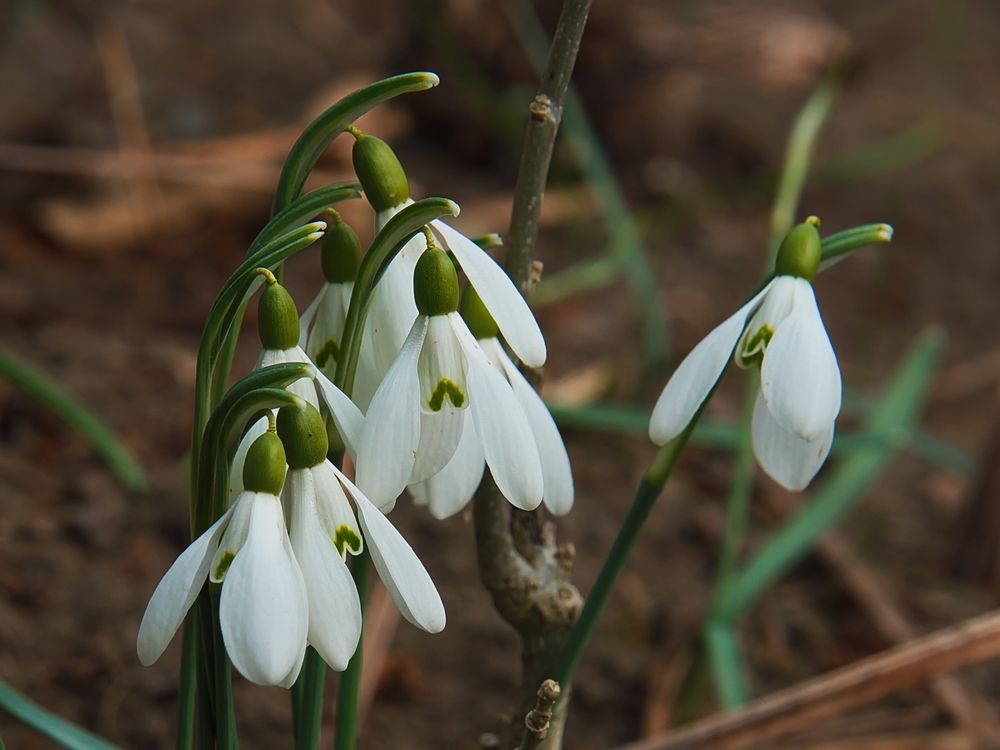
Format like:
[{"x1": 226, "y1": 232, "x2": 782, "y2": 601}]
[{"x1": 334, "y1": 551, "x2": 370, "y2": 750}]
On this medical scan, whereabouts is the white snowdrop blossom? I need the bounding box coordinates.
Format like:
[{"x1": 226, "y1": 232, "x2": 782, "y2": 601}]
[
  {"x1": 649, "y1": 221, "x2": 841, "y2": 491},
  {"x1": 276, "y1": 403, "x2": 445, "y2": 671},
  {"x1": 350, "y1": 130, "x2": 546, "y2": 409},
  {"x1": 409, "y1": 288, "x2": 573, "y2": 518},
  {"x1": 356, "y1": 247, "x2": 544, "y2": 513},
  {"x1": 137, "y1": 432, "x2": 309, "y2": 688}
]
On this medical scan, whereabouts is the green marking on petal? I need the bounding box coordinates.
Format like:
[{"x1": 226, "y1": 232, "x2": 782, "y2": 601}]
[
  {"x1": 427, "y1": 378, "x2": 465, "y2": 411},
  {"x1": 213, "y1": 550, "x2": 236, "y2": 581},
  {"x1": 738, "y1": 324, "x2": 774, "y2": 370},
  {"x1": 315, "y1": 338, "x2": 340, "y2": 368},
  {"x1": 333, "y1": 524, "x2": 362, "y2": 557}
]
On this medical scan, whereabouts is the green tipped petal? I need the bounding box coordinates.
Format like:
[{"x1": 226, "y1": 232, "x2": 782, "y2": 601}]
[
  {"x1": 413, "y1": 247, "x2": 459, "y2": 316},
  {"x1": 277, "y1": 403, "x2": 329, "y2": 469}
]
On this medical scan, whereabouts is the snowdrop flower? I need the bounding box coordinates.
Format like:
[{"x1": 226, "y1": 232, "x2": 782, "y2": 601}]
[
  {"x1": 137, "y1": 427, "x2": 309, "y2": 687},
  {"x1": 277, "y1": 402, "x2": 445, "y2": 670},
  {"x1": 348, "y1": 128, "x2": 546, "y2": 408},
  {"x1": 410, "y1": 286, "x2": 573, "y2": 518},
  {"x1": 298, "y1": 211, "x2": 359, "y2": 381},
  {"x1": 356, "y1": 242, "x2": 543, "y2": 512},
  {"x1": 649, "y1": 219, "x2": 841, "y2": 491},
  {"x1": 228, "y1": 272, "x2": 364, "y2": 499}
]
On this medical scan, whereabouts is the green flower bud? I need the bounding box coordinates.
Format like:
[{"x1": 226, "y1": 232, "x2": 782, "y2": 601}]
[
  {"x1": 241, "y1": 430, "x2": 287, "y2": 495},
  {"x1": 321, "y1": 218, "x2": 361, "y2": 283},
  {"x1": 258, "y1": 279, "x2": 300, "y2": 350},
  {"x1": 276, "y1": 403, "x2": 328, "y2": 469},
  {"x1": 351, "y1": 132, "x2": 410, "y2": 212},
  {"x1": 459, "y1": 284, "x2": 498, "y2": 340},
  {"x1": 775, "y1": 217, "x2": 822, "y2": 282},
  {"x1": 413, "y1": 247, "x2": 459, "y2": 317}
]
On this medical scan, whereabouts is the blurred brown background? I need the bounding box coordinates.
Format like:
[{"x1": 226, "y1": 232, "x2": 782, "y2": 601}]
[{"x1": 3, "y1": 0, "x2": 1000, "y2": 747}]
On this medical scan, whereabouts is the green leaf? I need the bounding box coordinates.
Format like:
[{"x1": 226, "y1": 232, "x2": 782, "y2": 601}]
[
  {"x1": 272, "y1": 72, "x2": 440, "y2": 213},
  {"x1": 714, "y1": 329, "x2": 943, "y2": 624},
  {"x1": 0, "y1": 677, "x2": 119, "y2": 750},
  {"x1": 250, "y1": 183, "x2": 360, "y2": 257},
  {"x1": 820, "y1": 223, "x2": 895, "y2": 265},
  {"x1": 0, "y1": 347, "x2": 145, "y2": 491}
]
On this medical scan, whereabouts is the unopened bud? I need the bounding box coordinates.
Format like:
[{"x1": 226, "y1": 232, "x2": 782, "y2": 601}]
[
  {"x1": 241, "y1": 431, "x2": 287, "y2": 495},
  {"x1": 276, "y1": 403, "x2": 328, "y2": 469},
  {"x1": 321, "y1": 214, "x2": 361, "y2": 283},
  {"x1": 775, "y1": 218, "x2": 822, "y2": 281},
  {"x1": 413, "y1": 246, "x2": 459, "y2": 317},
  {"x1": 351, "y1": 130, "x2": 410, "y2": 212},
  {"x1": 258, "y1": 278, "x2": 300, "y2": 350}
]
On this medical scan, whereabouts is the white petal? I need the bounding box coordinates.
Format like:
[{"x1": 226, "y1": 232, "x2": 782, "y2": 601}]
[
  {"x1": 760, "y1": 279, "x2": 842, "y2": 441},
  {"x1": 286, "y1": 469, "x2": 362, "y2": 671},
  {"x1": 649, "y1": 280, "x2": 775, "y2": 445},
  {"x1": 136, "y1": 508, "x2": 234, "y2": 666},
  {"x1": 455, "y1": 318, "x2": 543, "y2": 511},
  {"x1": 305, "y1": 284, "x2": 351, "y2": 376},
  {"x1": 752, "y1": 391, "x2": 833, "y2": 491},
  {"x1": 210, "y1": 491, "x2": 256, "y2": 582},
  {"x1": 410, "y1": 404, "x2": 465, "y2": 484},
  {"x1": 355, "y1": 317, "x2": 428, "y2": 510},
  {"x1": 298, "y1": 285, "x2": 327, "y2": 350},
  {"x1": 487, "y1": 338, "x2": 574, "y2": 515},
  {"x1": 432, "y1": 220, "x2": 547, "y2": 368},
  {"x1": 312, "y1": 367, "x2": 365, "y2": 460},
  {"x1": 310, "y1": 461, "x2": 364, "y2": 556},
  {"x1": 227, "y1": 416, "x2": 269, "y2": 501},
  {"x1": 735, "y1": 276, "x2": 798, "y2": 367},
  {"x1": 416, "y1": 315, "x2": 468, "y2": 409},
  {"x1": 409, "y1": 410, "x2": 485, "y2": 519},
  {"x1": 331, "y1": 466, "x2": 446, "y2": 634},
  {"x1": 220, "y1": 495, "x2": 309, "y2": 686},
  {"x1": 282, "y1": 347, "x2": 320, "y2": 408}
]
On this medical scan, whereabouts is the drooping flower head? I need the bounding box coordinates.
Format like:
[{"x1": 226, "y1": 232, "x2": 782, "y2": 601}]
[
  {"x1": 410, "y1": 285, "x2": 574, "y2": 518},
  {"x1": 649, "y1": 218, "x2": 842, "y2": 491},
  {"x1": 342, "y1": 129, "x2": 546, "y2": 409},
  {"x1": 137, "y1": 425, "x2": 309, "y2": 687},
  {"x1": 356, "y1": 238, "x2": 544, "y2": 513}
]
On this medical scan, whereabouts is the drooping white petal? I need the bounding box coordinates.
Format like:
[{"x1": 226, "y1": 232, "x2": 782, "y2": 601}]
[
  {"x1": 486, "y1": 338, "x2": 574, "y2": 515},
  {"x1": 416, "y1": 315, "x2": 468, "y2": 410},
  {"x1": 751, "y1": 391, "x2": 834, "y2": 491},
  {"x1": 210, "y1": 491, "x2": 256, "y2": 583},
  {"x1": 454, "y1": 317, "x2": 543, "y2": 511},
  {"x1": 136, "y1": 508, "x2": 234, "y2": 666},
  {"x1": 410, "y1": 405, "x2": 465, "y2": 484},
  {"x1": 312, "y1": 367, "x2": 364, "y2": 460},
  {"x1": 649, "y1": 280, "x2": 775, "y2": 445},
  {"x1": 331, "y1": 466, "x2": 446, "y2": 634},
  {"x1": 760, "y1": 279, "x2": 842, "y2": 441},
  {"x1": 281, "y1": 347, "x2": 321, "y2": 408},
  {"x1": 735, "y1": 276, "x2": 798, "y2": 368},
  {"x1": 220, "y1": 494, "x2": 309, "y2": 686},
  {"x1": 409, "y1": 410, "x2": 486, "y2": 519},
  {"x1": 285, "y1": 469, "x2": 362, "y2": 671},
  {"x1": 298, "y1": 284, "x2": 327, "y2": 350},
  {"x1": 227, "y1": 415, "x2": 269, "y2": 501},
  {"x1": 432, "y1": 219, "x2": 546, "y2": 368},
  {"x1": 305, "y1": 283, "x2": 352, "y2": 376},
  {"x1": 355, "y1": 316, "x2": 428, "y2": 510},
  {"x1": 310, "y1": 461, "x2": 364, "y2": 556}
]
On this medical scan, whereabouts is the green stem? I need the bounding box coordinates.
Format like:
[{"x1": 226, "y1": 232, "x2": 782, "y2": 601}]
[
  {"x1": 175, "y1": 618, "x2": 198, "y2": 750},
  {"x1": 0, "y1": 677, "x2": 119, "y2": 750},
  {"x1": 552, "y1": 405, "x2": 704, "y2": 687},
  {"x1": 292, "y1": 649, "x2": 326, "y2": 750},
  {"x1": 334, "y1": 551, "x2": 370, "y2": 750}
]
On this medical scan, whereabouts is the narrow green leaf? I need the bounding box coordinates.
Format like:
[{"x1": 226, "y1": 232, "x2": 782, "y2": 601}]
[
  {"x1": 0, "y1": 677, "x2": 119, "y2": 750},
  {"x1": 0, "y1": 347, "x2": 145, "y2": 491},
  {"x1": 250, "y1": 183, "x2": 360, "y2": 257},
  {"x1": 272, "y1": 73, "x2": 440, "y2": 213},
  {"x1": 820, "y1": 223, "x2": 895, "y2": 265},
  {"x1": 715, "y1": 329, "x2": 943, "y2": 623},
  {"x1": 705, "y1": 624, "x2": 749, "y2": 709}
]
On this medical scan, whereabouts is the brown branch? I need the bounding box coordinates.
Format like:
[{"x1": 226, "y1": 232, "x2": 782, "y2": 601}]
[
  {"x1": 615, "y1": 608, "x2": 1000, "y2": 750},
  {"x1": 519, "y1": 680, "x2": 562, "y2": 750}
]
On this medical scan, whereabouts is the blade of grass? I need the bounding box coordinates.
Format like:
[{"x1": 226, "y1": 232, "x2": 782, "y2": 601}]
[
  {"x1": 714, "y1": 329, "x2": 943, "y2": 625},
  {"x1": 0, "y1": 677, "x2": 119, "y2": 750},
  {"x1": 0, "y1": 347, "x2": 145, "y2": 491}
]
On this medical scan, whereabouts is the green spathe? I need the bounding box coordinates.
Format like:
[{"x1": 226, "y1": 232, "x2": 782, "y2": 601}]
[
  {"x1": 321, "y1": 220, "x2": 361, "y2": 283},
  {"x1": 352, "y1": 133, "x2": 410, "y2": 212},
  {"x1": 413, "y1": 247, "x2": 459, "y2": 317},
  {"x1": 775, "y1": 219, "x2": 822, "y2": 281},
  {"x1": 277, "y1": 403, "x2": 329, "y2": 469},
  {"x1": 242, "y1": 430, "x2": 287, "y2": 495},
  {"x1": 459, "y1": 284, "x2": 498, "y2": 340},
  {"x1": 258, "y1": 281, "x2": 300, "y2": 350}
]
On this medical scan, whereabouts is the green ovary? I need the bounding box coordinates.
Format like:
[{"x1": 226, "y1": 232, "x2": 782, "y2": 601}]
[
  {"x1": 427, "y1": 378, "x2": 466, "y2": 411},
  {"x1": 315, "y1": 338, "x2": 340, "y2": 368},
  {"x1": 333, "y1": 525, "x2": 362, "y2": 556},
  {"x1": 213, "y1": 550, "x2": 236, "y2": 581}
]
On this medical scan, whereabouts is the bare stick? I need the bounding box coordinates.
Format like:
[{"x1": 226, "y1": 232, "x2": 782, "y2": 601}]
[
  {"x1": 615, "y1": 608, "x2": 1000, "y2": 750},
  {"x1": 519, "y1": 680, "x2": 562, "y2": 750},
  {"x1": 473, "y1": 1, "x2": 591, "y2": 746}
]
